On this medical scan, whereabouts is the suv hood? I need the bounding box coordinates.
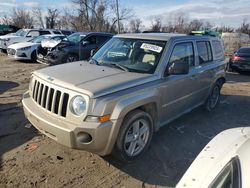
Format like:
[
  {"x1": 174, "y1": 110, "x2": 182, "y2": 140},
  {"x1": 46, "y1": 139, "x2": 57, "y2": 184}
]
[
  {"x1": 41, "y1": 39, "x2": 62, "y2": 48},
  {"x1": 0, "y1": 35, "x2": 23, "y2": 40},
  {"x1": 34, "y1": 61, "x2": 157, "y2": 98}
]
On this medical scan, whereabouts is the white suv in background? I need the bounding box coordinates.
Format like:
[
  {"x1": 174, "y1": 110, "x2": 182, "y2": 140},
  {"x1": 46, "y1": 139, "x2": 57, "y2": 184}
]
[{"x1": 0, "y1": 29, "x2": 63, "y2": 51}]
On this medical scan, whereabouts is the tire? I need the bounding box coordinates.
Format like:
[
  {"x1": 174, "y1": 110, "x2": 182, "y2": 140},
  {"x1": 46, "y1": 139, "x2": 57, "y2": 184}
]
[
  {"x1": 66, "y1": 54, "x2": 78, "y2": 63},
  {"x1": 205, "y1": 81, "x2": 222, "y2": 112},
  {"x1": 31, "y1": 51, "x2": 37, "y2": 63},
  {"x1": 113, "y1": 109, "x2": 153, "y2": 162}
]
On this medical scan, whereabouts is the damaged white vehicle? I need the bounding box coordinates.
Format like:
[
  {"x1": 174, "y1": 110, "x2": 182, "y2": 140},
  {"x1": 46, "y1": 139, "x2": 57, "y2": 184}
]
[
  {"x1": 177, "y1": 127, "x2": 250, "y2": 188},
  {"x1": 7, "y1": 34, "x2": 65, "y2": 62},
  {"x1": 0, "y1": 29, "x2": 63, "y2": 51}
]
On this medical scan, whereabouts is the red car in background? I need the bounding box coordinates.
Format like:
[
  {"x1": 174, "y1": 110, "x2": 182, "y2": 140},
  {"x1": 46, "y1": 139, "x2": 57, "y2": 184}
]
[{"x1": 228, "y1": 46, "x2": 250, "y2": 73}]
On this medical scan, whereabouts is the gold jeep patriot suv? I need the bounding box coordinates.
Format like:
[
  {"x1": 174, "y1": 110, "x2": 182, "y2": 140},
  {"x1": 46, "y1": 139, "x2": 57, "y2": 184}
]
[{"x1": 23, "y1": 33, "x2": 226, "y2": 162}]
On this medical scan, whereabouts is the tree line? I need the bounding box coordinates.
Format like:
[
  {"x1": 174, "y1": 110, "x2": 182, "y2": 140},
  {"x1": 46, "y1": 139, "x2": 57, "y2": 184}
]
[{"x1": 1, "y1": 0, "x2": 250, "y2": 35}]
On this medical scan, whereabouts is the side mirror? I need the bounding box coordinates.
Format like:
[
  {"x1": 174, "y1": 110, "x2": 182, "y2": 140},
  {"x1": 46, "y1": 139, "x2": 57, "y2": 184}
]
[
  {"x1": 82, "y1": 41, "x2": 90, "y2": 46},
  {"x1": 90, "y1": 49, "x2": 97, "y2": 57},
  {"x1": 168, "y1": 60, "x2": 189, "y2": 75}
]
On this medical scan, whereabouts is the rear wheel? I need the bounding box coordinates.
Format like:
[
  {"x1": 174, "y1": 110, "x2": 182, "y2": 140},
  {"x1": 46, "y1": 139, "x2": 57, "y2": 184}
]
[
  {"x1": 113, "y1": 110, "x2": 153, "y2": 162},
  {"x1": 205, "y1": 81, "x2": 222, "y2": 111},
  {"x1": 66, "y1": 54, "x2": 78, "y2": 63}
]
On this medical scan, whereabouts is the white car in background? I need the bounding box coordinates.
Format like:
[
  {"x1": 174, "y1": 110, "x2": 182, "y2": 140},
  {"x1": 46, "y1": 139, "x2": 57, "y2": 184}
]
[
  {"x1": 0, "y1": 29, "x2": 63, "y2": 51},
  {"x1": 7, "y1": 34, "x2": 65, "y2": 62},
  {"x1": 177, "y1": 127, "x2": 250, "y2": 188}
]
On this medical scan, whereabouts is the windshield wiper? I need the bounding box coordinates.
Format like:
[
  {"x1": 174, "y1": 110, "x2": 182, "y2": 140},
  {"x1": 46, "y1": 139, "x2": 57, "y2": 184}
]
[{"x1": 110, "y1": 63, "x2": 129, "y2": 72}]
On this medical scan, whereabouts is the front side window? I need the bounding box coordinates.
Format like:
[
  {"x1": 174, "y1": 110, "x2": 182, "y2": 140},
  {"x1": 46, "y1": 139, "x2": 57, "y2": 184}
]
[
  {"x1": 92, "y1": 37, "x2": 166, "y2": 74},
  {"x1": 66, "y1": 33, "x2": 85, "y2": 43},
  {"x1": 85, "y1": 35, "x2": 97, "y2": 44},
  {"x1": 27, "y1": 31, "x2": 40, "y2": 38},
  {"x1": 197, "y1": 41, "x2": 213, "y2": 64},
  {"x1": 169, "y1": 42, "x2": 194, "y2": 67},
  {"x1": 209, "y1": 157, "x2": 241, "y2": 188}
]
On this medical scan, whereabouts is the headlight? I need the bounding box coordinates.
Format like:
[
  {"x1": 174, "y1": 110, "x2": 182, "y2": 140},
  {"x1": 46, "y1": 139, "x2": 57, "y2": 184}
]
[
  {"x1": 71, "y1": 96, "x2": 86, "y2": 116},
  {"x1": 19, "y1": 46, "x2": 31, "y2": 51}
]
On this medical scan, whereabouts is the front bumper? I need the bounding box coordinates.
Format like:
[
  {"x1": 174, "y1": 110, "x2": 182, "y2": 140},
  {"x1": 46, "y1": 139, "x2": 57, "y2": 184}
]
[
  {"x1": 37, "y1": 51, "x2": 66, "y2": 65},
  {"x1": 7, "y1": 48, "x2": 30, "y2": 60},
  {"x1": 22, "y1": 91, "x2": 116, "y2": 156}
]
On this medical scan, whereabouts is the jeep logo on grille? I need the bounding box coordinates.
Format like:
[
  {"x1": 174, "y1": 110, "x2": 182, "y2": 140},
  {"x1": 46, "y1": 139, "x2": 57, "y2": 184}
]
[{"x1": 47, "y1": 76, "x2": 54, "y2": 82}]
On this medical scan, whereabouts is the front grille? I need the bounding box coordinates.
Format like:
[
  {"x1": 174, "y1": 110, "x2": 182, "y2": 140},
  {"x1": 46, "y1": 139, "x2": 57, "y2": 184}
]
[
  {"x1": 32, "y1": 80, "x2": 69, "y2": 117},
  {"x1": 7, "y1": 48, "x2": 16, "y2": 55}
]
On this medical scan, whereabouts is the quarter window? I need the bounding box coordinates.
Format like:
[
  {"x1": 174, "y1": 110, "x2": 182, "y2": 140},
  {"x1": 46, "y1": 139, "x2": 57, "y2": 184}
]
[
  {"x1": 197, "y1": 41, "x2": 213, "y2": 64},
  {"x1": 212, "y1": 40, "x2": 224, "y2": 60},
  {"x1": 169, "y1": 42, "x2": 195, "y2": 67}
]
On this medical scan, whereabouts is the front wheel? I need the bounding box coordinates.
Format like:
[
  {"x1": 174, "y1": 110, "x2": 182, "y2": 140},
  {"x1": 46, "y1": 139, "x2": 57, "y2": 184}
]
[
  {"x1": 205, "y1": 82, "x2": 222, "y2": 112},
  {"x1": 113, "y1": 110, "x2": 153, "y2": 162},
  {"x1": 66, "y1": 54, "x2": 78, "y2": 63},
  {"x1": 31, "y1": 51, "x2": 37, "y2": 63}
]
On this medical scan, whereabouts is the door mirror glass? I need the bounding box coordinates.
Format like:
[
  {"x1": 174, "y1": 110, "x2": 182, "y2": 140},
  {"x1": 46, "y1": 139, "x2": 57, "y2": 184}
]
[{"x1": 168, "y1": 60, "x2": 189, "y2": 75}]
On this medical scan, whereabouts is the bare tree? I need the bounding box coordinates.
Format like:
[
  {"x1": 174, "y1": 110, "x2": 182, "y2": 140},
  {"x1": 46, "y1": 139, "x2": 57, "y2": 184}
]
[
  {"x1": 129, "y1": 18, "x2": 142, "y2": 33},
  {"x1": 151, "y1": 17, "x2": 162, "y2": 32},
  {"x1": 237, "y1": 18, "x2": 250, "y2": 34},
  {"x1": 32, "y1": 7, "x2": 45, "y2": 29},
  {"x1": 71, "y1": 0, "x2": 133, "y2": 33},
  {"x1": 10, "y1": 8, "x2": 34, "y2": 28},
  {"x1": 46, "y1": 8, "x2": 60, "y2": 29}
]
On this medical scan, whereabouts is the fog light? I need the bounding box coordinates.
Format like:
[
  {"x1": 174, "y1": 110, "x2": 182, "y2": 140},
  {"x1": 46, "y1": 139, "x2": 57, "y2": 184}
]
[{"x1": 77, "y1": 132, "x2": 92, "y2": 144}]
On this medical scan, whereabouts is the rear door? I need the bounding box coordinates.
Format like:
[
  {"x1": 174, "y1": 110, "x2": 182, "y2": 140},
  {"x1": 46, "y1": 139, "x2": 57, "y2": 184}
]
[{"x1": 194, "y1": 40, "x2": 216, "y2": 102}]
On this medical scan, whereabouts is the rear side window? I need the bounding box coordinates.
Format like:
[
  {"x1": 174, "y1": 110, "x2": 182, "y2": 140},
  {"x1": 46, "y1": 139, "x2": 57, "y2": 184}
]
[
  {"x1": 212, "y1": 40, "x2": 224, "y2": 60},
  {"x1": 169, "y1": 42, "x2": 195, "y2": 67},
  {"x1": 40, "y1": 30, "x2": 51, "y2": 35},
  {"x1": 197, "y1": 41, "x2": 213, "y2": 64},
  {"x1": 53, "y1": 31, "x2": 61, "y2": 34}
]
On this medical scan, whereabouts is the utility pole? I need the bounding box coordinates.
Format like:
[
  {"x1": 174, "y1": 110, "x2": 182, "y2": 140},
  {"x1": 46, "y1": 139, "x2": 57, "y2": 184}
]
[{"x1": 116, "y1": 0, "x2": 120, "y2": 34}]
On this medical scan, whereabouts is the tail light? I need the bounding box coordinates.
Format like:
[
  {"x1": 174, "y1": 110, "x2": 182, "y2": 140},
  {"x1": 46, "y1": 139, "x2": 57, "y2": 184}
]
[{"x1": 232, "y1": 55, "x2": 241, "y2": 61}]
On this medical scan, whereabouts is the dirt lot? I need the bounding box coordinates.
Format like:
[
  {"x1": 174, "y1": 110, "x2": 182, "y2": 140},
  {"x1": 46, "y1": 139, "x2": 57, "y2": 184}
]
[{"x1": 0, "y1": 54, "x2": 250, "y2": 188}]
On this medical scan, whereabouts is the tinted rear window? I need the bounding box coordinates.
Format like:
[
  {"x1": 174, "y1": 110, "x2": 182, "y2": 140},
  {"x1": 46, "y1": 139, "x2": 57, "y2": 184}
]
[{"x1": 238, "y1": 48, "x2": 250, "y2": 53}]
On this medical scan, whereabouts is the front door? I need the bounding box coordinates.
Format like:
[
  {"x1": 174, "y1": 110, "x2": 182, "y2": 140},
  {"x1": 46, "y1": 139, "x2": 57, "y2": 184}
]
[{"x1": 159, "y1": 42, "x2": 202, "y2": 125}]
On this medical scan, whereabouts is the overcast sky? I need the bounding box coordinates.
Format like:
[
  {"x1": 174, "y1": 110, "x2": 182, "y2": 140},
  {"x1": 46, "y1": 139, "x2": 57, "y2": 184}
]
[{"x1": 1, "y1": 0, "x2": 250, "y2": 28}]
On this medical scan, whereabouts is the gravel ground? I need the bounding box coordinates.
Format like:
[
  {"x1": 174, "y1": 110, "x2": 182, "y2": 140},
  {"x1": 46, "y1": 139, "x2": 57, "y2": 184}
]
[{"x1": 0, "y1": 53, "x2": 250, "y2": 188}]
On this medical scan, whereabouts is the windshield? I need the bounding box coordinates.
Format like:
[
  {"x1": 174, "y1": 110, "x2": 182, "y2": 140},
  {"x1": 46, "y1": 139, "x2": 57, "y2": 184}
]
[
  {"x1": 238, "y1": 48, "x2": 250, "y2": 54},
  {"x1": 92, "y1": 37, "x2": 166, "y2": 74},
  {"x1": 31, "y1": 35, "x2": 48, "y2": 43},
  {"x1": 65, "y1": 33, "x2": 85, "y2": 43},
  {"x1": 15, "y1": 29, "x2": 28, "y2": 37}
]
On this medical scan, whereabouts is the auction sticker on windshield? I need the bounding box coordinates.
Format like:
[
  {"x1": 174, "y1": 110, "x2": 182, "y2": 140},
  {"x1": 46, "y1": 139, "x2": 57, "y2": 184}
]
[{"x1": 140, "y1": 43, "x2": 162, "y2": 53}]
